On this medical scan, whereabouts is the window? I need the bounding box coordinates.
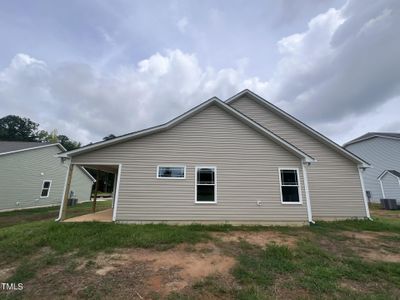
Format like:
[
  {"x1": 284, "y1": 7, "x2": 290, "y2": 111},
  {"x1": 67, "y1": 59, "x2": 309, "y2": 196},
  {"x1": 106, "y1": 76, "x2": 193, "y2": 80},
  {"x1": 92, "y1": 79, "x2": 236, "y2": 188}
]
[
  {"x1": 40, "y1": 180, "x2": 52, "y2": 198},
  {"x1": 157, "y1": 166, "x2": 186, "y2": 179},
  {"x1": 196, "y1": 167, "x2": 217, "y2": 203},
  {"x1": 279, "y1": 169, "x2": 301, "y2": 203}
]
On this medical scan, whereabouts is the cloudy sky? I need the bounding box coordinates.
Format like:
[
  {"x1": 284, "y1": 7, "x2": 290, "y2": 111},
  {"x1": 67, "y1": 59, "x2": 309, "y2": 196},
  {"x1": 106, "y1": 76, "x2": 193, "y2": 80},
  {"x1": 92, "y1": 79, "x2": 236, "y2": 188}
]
[{"x1": 1, "y1": 0, "x2": 399, "y2": 145}]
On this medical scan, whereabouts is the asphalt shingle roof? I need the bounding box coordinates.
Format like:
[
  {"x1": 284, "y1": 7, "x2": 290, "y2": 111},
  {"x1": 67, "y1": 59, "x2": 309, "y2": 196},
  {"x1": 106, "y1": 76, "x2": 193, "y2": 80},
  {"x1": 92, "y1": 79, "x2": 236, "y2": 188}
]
[
  {"x1": 345, "y1": 132, "x2": 400, "y2": 146},
  {"x1": 0, "y1": 141, "x2": 50, "y2": 154}
]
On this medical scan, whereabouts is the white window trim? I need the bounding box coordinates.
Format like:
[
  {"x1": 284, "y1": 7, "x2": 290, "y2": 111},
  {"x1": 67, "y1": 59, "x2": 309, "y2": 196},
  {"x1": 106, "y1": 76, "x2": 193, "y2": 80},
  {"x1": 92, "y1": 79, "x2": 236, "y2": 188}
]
[
  {"x1": 156, "y1": 165, "x2": 186, "y2": 179},
  {"x1": 40, "y1": 180, "x2": 52, "y2": 198},
  {"x1": 195, "y1": 166, "x2": 217, "y2": 204},
  {"x1": 278, "y1": 168, "x2": 302, "y2": 205}
]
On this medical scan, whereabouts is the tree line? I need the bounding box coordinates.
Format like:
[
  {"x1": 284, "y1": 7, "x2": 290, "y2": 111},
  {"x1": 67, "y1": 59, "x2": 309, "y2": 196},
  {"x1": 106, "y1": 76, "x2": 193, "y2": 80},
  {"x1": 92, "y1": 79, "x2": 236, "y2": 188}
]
[{"x1": 0, "y1": 115, "x2": 81, "y2": 151}]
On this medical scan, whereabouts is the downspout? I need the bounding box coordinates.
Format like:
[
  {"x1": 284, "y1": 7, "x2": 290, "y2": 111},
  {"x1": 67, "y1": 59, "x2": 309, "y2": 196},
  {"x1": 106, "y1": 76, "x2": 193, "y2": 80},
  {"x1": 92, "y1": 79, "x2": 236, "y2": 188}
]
[
  {"x1": 302, "y1": 160, "x2": 315, "y2": 224},
  {"x1": 358, "y1": 166, "x2": 373, "y2": 221}
]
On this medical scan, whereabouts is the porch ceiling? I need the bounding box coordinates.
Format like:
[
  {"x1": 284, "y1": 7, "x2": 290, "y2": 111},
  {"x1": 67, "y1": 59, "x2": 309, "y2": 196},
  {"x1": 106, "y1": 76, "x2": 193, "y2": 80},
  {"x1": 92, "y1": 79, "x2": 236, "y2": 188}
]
[{"x1": 79, "y1": 164, "x2": 119, "y2": 173}]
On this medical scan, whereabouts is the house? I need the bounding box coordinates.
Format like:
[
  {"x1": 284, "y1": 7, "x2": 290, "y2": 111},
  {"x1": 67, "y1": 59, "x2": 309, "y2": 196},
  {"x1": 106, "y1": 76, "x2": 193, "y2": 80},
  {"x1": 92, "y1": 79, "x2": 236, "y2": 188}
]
[
  {"x1": 344, "y1": 133, "x2": 400, "y2": 203},
  {"x1": 57, "y1": 90, "x2": 371, "y2": 224},
  {"x1": 0, "y1": 141, "x2": 95, "y2": 211}
]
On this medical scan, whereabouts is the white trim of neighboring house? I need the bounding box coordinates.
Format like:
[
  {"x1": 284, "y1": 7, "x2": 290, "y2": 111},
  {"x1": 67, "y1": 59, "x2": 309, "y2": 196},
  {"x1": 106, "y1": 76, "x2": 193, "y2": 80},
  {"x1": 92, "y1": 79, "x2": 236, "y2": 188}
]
[
  {"x1": 0, "y1": 143, "x2": 65, "y2": 157},
  {"x1": 226, "y1": 89, "x2": 370, "y2": 168},
  {"x1": 278, "y1": 167, "x2": 303, "y2": 205},
  {"x1": 377, "y1": 170, "x2": 400, "y2": 201},
  {"x1": 344, "y1": 135, "x2": 400, "y2": 147},
  {"x1": 195, "y1": 166, "x2": 217, "y2": 204},
  {"x1": 57, "y1": 98, "x2": 316, "y2": 163}
]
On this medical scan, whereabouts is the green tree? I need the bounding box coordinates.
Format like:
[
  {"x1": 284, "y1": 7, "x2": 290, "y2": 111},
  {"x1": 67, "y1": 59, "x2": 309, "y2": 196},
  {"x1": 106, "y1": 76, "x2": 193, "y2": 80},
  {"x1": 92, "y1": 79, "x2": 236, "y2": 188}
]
[
  {"x1": 103, "y1": 134, "x2": 116, "y2": 141},
  {"x1": 57, "y1": 135, "x2": 81, "y2": 151},
  {"x1": 0, "y1": 115, "x2": 40, "y2": 141}
]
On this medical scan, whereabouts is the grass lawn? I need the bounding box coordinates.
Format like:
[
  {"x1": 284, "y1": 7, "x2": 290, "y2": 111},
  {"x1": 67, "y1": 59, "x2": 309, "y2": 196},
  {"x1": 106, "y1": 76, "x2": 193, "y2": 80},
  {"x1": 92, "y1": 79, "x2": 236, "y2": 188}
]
[
  {"x1": 0, "y1": 200, "x2": 112, "y2": 228},
  {"x1": 0, "y1": 205, "x2": 399, "y2": 299}
]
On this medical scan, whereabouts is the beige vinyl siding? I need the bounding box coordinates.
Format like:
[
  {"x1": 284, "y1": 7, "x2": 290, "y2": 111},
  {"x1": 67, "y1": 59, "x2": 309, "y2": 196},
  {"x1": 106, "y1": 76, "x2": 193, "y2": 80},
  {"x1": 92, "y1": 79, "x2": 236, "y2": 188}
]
[
  {"x1": 0, "y1": 145, "x2": 93, "y2": 211},
  {"x1": 72, "y1": 104, "x2": 308, "y2": 223},
  {"x1": 230, "y1": 96, "x2": 367, "y2": 219}
]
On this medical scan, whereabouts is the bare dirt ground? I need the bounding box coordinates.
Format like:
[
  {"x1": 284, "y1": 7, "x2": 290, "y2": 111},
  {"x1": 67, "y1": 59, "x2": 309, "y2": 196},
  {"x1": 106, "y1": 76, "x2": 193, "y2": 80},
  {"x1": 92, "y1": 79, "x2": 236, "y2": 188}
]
[
  {"x1": 22, "y1": 241, "x2": 238, "y2": 299},
  {"x1": 212, "y1": 230, "x2": 298, "y2": 248},
  {"x1": 328, "y1": 230, "x2": 400, "y2": 263}
]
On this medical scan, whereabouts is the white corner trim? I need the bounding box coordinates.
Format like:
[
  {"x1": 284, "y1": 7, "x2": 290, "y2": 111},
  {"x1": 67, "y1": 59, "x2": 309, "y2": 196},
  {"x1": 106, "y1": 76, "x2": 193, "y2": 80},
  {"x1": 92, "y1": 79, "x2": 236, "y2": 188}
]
[
  {"x1": 112, "y1": 164, "x2": 122, "y2": 221},
  {"x1": 195, "y1": 166, "x2": 217, "y2": 204},
  {"x1": 278, "y1": 167, "x2": 303, "y2": 205},
  {"x1": 156, "y1": 165, "x2": 186, "y2": 179},
  {"x1": 301, "y1": 162, "x2": 314, "y2": 223},
  {"x1": 358, "y1": 167, "x2": 371, "y2": 219}
]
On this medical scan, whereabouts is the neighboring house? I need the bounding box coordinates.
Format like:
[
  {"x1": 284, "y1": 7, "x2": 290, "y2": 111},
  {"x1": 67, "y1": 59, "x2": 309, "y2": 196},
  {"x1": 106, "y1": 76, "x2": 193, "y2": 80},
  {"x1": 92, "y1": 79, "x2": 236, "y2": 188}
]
[
  {"x1": 57, "y1": 90, "x2": 371, "y2": 224},
  {"x1": 344, "y1": 133, "x2": 400, "y2": 203},
  {"x1": 0, "y1": 141, "x2": 95, "y2": 211}
]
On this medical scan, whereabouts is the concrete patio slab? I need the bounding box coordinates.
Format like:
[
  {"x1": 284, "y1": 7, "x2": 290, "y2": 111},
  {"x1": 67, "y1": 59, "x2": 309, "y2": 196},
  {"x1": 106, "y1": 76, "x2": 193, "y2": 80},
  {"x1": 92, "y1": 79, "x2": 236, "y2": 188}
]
[{"x1": 64, "y1": 208, "x2": 113, "y2": 222}]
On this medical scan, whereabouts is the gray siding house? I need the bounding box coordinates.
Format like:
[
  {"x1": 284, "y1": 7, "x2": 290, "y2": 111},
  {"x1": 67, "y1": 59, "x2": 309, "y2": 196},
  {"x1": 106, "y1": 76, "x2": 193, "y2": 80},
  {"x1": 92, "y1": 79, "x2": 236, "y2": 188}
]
[
  {"x1": 344, "y1": 133, "x2": 400, "y2": 203},
  {"x1": 57, "y1": 90, "x2": 371, "y2": 224},
  {"x1": 0, "y1": 141, "x2": 95, "y2": 211}
]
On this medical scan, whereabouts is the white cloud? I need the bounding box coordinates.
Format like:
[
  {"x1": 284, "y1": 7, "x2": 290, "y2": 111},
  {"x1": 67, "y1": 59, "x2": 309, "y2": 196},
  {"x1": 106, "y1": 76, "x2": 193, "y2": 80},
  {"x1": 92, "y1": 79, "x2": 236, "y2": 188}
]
[
  {"x1": 265, "y1": 0, "x2": 400, "y2": 132},
  {"x1": 177, "y1": 17, "x2": 188, "y2": 33},
  {"x1": 1, "y1": 0, "x2": 400, "y2": 147},
  {"x1": 0, "y1": 50, "x2": 268, "y2": 144}
]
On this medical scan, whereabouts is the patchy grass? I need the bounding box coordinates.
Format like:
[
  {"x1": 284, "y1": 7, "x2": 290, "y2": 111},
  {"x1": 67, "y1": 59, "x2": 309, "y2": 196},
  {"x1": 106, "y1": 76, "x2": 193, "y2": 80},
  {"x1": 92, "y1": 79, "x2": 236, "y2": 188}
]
[
  {"x1": 0, "y1": 200, "x2": 112, "y2": 227},
  {"x1": 0, "y1": 204, "x2": 399, "y2": 299}
]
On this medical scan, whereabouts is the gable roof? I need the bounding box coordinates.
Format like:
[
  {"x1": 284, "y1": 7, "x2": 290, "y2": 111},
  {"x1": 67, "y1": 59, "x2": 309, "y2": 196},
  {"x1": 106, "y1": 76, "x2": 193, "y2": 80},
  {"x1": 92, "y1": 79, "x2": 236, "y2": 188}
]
[
  {"x1": 344, "y1": 132, "x2": 400, "y2": 147},
  {"x1": 226, "y1": 89, "x2": 370, "y2": 167},
  {"x1": 0, "y1": 141, "x2": 51, "y2": 154},
  {"x1": 0, "y1": 141, "x2": 61, "y2": 156},
  {"x1": 0, "y1": 140, "x2": 96, "y2": 182},
  {"x1": 378, "y1": 169, "x2": 400, "y2": 180},
  {"x1": 58, "y1": 97, "x2": 316, "y2": 163}
]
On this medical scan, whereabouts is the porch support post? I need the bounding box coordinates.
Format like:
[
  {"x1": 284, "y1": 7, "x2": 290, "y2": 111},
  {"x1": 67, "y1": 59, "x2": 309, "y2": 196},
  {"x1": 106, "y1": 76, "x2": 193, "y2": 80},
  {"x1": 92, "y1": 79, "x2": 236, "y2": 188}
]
[
  {"x1": 111, "y1": 172, "x2": 117, "y2": 209},
  {"x1": 57, "y1": 162, "x2": 74, "y2": 221},
  {"x1": 302, "y1": 161, "x2": 314, "y2": 224},
  {"x1": 92, "y1": 170, "x2": 100, "y2": 213}
]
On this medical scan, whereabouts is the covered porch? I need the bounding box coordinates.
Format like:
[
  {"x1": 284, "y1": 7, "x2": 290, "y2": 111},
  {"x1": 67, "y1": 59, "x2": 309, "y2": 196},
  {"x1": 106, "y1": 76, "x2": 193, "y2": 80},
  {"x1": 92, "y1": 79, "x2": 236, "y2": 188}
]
[{"x1": 58, "y1": 163, "x2": 121, "y2": 222}]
